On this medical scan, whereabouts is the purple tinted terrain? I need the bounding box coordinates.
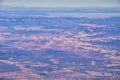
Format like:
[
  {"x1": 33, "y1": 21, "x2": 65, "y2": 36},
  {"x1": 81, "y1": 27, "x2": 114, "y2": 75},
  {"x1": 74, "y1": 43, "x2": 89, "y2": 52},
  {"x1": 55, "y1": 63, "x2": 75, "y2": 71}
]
[{"x1": 0, "y1": 8, "x2": 120, "y2": 80}]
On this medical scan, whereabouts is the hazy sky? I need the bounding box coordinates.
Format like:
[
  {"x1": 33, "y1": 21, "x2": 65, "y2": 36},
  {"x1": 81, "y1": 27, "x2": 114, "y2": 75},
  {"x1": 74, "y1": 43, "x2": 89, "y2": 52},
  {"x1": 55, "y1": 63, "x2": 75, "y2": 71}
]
[{"x1": 0, "y1": 0, "x2": 120, "y2": 8}]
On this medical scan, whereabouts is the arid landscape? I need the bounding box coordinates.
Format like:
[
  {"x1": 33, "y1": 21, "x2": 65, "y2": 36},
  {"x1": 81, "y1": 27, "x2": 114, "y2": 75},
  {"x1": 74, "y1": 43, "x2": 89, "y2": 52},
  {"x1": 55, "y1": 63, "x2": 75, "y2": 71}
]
[{"x1": 0, "y1": 6, "x2": 120, "y2": 80}]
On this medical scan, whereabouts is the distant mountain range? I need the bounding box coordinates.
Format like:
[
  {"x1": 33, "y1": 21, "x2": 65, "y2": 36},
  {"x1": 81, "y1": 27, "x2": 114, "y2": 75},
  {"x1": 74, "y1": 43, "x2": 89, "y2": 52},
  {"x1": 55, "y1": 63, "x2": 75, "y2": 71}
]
[{"x1": 0, "y1": 7, "x2": 120, "y2": 13}]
